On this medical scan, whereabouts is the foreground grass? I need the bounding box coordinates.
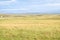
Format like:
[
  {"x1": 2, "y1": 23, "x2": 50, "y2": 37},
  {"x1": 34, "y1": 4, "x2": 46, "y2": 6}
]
[{"x1": 0, "y1": 15, "x2": 60, "y2": 40}]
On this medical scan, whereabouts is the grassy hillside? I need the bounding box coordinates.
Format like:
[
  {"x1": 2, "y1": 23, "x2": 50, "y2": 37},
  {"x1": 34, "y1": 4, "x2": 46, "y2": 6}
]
[{"x1": 0, "y1": 14, "x2": 60, "y2": 40}]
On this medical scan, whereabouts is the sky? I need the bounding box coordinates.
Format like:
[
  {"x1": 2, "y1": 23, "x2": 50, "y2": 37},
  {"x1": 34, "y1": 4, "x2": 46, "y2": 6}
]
[{"x1": 0, "y1": 0, "x2": 60, "y2": 13}]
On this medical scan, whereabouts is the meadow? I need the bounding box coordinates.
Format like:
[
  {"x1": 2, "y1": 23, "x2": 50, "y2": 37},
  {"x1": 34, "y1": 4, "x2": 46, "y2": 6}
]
[{"x1": 0, "y1": 14, "x2": 60, "y2": 40}]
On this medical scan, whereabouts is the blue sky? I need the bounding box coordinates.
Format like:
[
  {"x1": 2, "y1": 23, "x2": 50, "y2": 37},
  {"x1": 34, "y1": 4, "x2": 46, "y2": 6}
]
[{"x1": 0, "y1": 0, "x2": 60, "y2": 13}]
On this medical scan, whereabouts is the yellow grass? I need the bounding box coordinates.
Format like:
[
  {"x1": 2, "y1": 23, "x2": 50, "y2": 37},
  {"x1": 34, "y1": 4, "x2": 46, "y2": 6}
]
[{"x1": 0, "y1": 14, "x2": 60, "y2": 40}]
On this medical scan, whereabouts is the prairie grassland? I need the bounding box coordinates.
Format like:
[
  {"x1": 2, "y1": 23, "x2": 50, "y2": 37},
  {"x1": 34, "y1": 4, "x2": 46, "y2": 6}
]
[{"x1": 0, "y1": 14, "x2": 60, "y2": 40}]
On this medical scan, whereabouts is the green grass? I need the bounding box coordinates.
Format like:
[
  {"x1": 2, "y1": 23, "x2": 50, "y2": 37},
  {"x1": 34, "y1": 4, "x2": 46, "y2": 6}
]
[{"x1": 0, "y1": 14, "x2": 60, "y2": 40}]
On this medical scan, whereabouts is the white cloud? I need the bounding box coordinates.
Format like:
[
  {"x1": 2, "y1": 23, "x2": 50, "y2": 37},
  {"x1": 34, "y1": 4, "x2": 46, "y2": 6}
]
[
  {"x1": 12, "y1": 0, "x2": 16, "y2": 2},
  {"x1": 0, "y1": 0, "x2": 16, "y2": 2},
  {"x1": 0, "y1": 0, "x2": 16, "y2": 5},
  {"x1": 1, "y1": 8, "x2": 28, "y2": 10},
  {"x1": 43, "y1": 3, "x2": 60, "y2": 6},
  {"x1": 31, "y1": 3, "x2": 60, "y2": 7}
]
